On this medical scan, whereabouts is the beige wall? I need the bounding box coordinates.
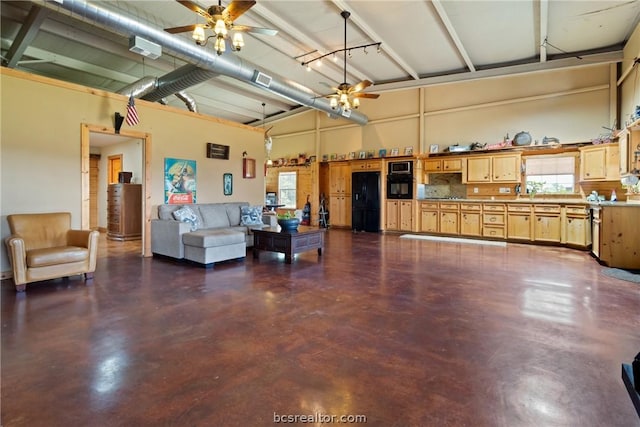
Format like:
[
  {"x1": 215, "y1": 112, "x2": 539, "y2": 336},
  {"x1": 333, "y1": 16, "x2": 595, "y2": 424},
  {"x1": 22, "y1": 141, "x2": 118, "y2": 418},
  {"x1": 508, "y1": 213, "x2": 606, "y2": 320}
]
[
  {"x1": 268, "y1": 64, "x2": 613, "y2": 158},
  {"x1": 1, "y1": 69, "x2": 264, "y2": 272},
  {"x1": 620, "y1": 23, "x2": 640, "y2": 125}
]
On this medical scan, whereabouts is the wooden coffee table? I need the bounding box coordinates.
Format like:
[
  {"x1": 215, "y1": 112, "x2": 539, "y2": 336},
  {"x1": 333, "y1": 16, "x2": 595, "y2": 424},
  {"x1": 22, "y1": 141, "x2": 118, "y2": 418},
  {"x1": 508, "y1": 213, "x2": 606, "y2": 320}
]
[{"x1": 252, "y1": 226, "x2": 325, "y2": 264}]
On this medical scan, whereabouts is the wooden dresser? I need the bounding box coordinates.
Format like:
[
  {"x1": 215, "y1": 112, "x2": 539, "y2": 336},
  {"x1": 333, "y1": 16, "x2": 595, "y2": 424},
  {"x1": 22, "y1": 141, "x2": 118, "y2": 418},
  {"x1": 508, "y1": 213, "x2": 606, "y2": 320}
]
[{"x1": 107, "y1": 183, "x2": 142, "y2": 241}]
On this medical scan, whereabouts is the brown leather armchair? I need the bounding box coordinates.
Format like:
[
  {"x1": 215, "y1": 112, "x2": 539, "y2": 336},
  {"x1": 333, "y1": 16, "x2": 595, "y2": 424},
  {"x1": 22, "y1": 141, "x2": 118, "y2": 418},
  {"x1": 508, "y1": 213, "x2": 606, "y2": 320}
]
[{"x1": 5, "y1": 212, "x2": 99, "y2": 292}]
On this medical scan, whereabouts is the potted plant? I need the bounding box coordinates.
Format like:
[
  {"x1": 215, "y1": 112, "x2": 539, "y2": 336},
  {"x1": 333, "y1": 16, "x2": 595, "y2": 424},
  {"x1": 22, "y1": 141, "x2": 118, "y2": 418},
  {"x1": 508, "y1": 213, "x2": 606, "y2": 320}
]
[{"x1": 277, "y1": 211, "x2": 300, "y2": 232}]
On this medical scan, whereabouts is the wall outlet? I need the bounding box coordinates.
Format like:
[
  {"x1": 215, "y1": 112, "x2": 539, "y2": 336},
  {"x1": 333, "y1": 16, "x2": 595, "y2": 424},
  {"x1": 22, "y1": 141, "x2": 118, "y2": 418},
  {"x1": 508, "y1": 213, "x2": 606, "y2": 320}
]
[
  {"x1": 473, "y1": 187, "x2": 479, "y2": 194},
  {"x1": 499, "y1": 187, "x2": 511, "y2": 194}
]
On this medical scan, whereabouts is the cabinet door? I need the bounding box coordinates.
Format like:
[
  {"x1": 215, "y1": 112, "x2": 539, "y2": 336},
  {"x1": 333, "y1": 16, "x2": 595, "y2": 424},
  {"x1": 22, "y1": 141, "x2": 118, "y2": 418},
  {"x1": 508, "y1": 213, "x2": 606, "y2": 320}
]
[
  {"x1": 424, "y1": 159, "x2": 442, "y2": 172},
  {"x1": 566, "y1": 217, "x2": 588, "y2": 246},
  {"x1": 420, "y1": 209, "x2": 438, "y2": 232},
  {"x1": 386, "y1": 200, "x2": 399, "y2": 230},
  {"x1": 399, "y1": 201, "x2": 414, "y2": 231},
  {"x1": 460, "y1": 211, "x2": 481, "y2": 236},
  {"x1": 507, "y1": 214, "x2": 532, "y2": 240},
  {"x1": 439, "y1": 211, "x2": 459, "y2": 234},
  {"x1": 580, "y1": 147, "x2": 606, "y2": 180},
  {"x1": 442, "y1": 159, "x2": 462, "y2": 172},
  {"x1": 465, "y1": 157, "x2": 491, "y2": 182},
  {"x1": 534, "y1": 215, "x2": 561, "y2": 242},
  {"x1": 492, "y1": 155, "x2": 520, "y2": 182}
]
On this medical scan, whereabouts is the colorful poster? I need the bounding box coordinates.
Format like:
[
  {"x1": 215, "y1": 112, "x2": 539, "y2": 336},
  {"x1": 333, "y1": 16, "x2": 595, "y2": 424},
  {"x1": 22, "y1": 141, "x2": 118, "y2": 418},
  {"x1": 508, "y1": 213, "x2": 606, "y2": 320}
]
[{"x1": 164, "y1": 158, "x2": 196, "y2": 204}]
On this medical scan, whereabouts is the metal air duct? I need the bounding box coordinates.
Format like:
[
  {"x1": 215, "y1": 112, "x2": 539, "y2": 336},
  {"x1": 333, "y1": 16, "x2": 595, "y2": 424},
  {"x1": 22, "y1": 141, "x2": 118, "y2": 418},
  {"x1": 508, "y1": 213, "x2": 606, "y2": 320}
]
[{"x1": 36, "y1": 0, "x2": 369, "y2": 125}]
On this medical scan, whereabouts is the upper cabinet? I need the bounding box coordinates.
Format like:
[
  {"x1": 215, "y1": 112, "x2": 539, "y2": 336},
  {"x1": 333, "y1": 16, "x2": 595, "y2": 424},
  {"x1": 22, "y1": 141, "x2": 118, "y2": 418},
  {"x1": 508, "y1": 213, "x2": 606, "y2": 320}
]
[
  {"x1": 579, "y1": 144, "x2": 620, "y2": 181},
  {"x1": 424, "y1": 158, "x2": 462, "y2": 173},
  {"x1": 463, "y1": 153, "x2": 521, "y2": 183}
]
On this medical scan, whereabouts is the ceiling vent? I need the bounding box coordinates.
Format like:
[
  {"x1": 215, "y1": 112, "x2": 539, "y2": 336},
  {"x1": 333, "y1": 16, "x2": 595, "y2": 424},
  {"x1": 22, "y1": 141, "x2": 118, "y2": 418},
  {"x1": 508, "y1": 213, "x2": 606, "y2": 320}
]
[
  {"x1": 129, "y1": 36, "x2": 162, "y2": 59},
  {"x1": 253, "y1": 71, "x2": 272, "y2": 88}
]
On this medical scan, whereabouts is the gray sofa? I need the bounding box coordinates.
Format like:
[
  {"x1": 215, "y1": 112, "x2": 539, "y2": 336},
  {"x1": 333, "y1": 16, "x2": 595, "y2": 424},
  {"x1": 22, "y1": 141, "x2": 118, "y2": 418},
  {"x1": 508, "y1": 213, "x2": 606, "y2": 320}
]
[{"x1": 151, "y1": 202, "x2": 272, "y2": 267}]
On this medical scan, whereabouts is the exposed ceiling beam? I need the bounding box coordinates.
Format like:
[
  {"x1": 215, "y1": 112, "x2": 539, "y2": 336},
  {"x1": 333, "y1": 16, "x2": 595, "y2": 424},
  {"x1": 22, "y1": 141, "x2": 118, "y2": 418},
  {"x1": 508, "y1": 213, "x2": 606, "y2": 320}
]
[
  {"x1": 331, "y1": 0, "x2": 420, "y2": 80},
  {"x1": 3, "y1": 5, "x2": 49, "y2": 68},
  {"x1": 431, "y1": 0, "x2": 476, "y2": 72},
  {"x1": 372, "y1": 50, "x2": 623, "y2": 93},
  {"x1": 251, "y1": 2, "x2": 373, "y2": 85},
  {"x1": 540, "y1": 0, "x2": 549, "y2": 62}
]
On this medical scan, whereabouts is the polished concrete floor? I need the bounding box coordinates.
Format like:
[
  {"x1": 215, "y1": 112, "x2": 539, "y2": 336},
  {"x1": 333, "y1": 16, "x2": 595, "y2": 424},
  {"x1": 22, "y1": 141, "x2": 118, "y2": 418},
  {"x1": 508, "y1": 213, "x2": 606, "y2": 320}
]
[{"x1": 2, "y1": 230, "x2": 639, "y2": 426}]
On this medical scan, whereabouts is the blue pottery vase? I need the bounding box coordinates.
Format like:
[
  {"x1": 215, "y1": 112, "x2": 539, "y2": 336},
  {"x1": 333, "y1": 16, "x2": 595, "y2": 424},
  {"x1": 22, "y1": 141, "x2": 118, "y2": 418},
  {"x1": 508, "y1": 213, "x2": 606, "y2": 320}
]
[{"x1": 277, "y1": 218, "x2": 300, "y2": 232}]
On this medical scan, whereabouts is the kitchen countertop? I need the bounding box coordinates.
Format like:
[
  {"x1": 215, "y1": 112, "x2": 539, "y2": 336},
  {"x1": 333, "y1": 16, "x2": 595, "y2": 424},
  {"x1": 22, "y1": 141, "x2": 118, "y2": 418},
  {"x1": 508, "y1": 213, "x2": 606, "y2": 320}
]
[{"x1": 415, "y1": 197, "x2": 640, "y2": 206}]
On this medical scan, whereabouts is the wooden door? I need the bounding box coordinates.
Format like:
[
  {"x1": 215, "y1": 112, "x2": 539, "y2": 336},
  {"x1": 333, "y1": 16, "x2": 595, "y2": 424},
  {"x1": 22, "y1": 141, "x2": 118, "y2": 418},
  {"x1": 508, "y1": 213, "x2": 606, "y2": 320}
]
[
  {"x1": 460, "y1": 211, "x2": 481, "y2": 236},
  {"x1": 399, "y1": 201, "x2": 414, "y2": 231},
  {"x1": 465, "y1": 157, "x2": 491, "y2": 182},
  {"x1": 89, "y1": 154, "x2": 100, "y2": 229},
  {"x1": 386, "y1": 200, "x2": 399, "y2": 230},
  {"x1": 108, "y1": 154, "x2": 122, "y2": 184},
  {"x1": 492, "y1": 155, "x2": 520, "y2": 182}
]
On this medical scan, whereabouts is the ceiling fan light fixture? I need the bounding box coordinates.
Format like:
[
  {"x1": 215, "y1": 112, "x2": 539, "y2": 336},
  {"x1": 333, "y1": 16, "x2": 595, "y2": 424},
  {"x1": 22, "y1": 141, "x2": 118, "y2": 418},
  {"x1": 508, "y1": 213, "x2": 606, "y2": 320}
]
[
  {"x1": 330, "y1": 97, "x2": 338, "y2": 109},
  {"x1": 214, "y1": 18, "x2": 227, "y2": 36},
  {"x1": 232, "y1": 32, "x2": 245, "y2": 50},
  {"x1": 214, "y1": 36, "x2": 226, "y2": 55},
  {"x1": 353, "y1": 98, "x2": 360, "y2": 108},
  {"x1": 192, "y1": 26, "x2": 206, "y2": 44}
]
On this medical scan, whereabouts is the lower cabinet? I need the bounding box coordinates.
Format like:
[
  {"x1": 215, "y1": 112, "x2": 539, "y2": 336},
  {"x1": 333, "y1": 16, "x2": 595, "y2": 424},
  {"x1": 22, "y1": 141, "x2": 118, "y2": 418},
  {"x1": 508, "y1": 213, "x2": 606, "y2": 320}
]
[
  {"x1": 483, "y1": 204, "x2": 506, "y2": 238},
  {"x1": 592, "y1": 204, "x2": 640, "y2": 269},
  {"x1": 330, "y1": 194, "x2": 351, "y2": 227},
  {"x1": 460, "y1": 203, "x2": 482, "y2": 237},
  {"x1": 533, "y1": 205, "x2": 561, "y2": 242},
  {"x1": 419, "y1": 202, "x2": 439, "y2": 232},
  {"x1": 564, "y1": 205, "x2": 591, "y2": 247},
  {"x1": 507, "y1": 204, "x2": 533, "y2": 240},
  {"x1": 386, "y1": 200, "x2": 413, "y2": 231},
  {"x1": 439, "y1": 202, "x2": 459, "y2": 234}
]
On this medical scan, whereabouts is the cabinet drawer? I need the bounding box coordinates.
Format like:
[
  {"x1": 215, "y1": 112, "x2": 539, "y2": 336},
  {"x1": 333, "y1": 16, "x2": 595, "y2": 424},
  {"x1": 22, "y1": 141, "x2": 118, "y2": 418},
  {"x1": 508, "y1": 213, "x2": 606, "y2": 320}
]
[
  {"x1": 566, "y1": 205, "x2": 588, "y2": 215},
  {"x1": 460, "y1": 203, "x2": 481, "y2": 211},
  {"x1": 534, "y1": 205, "x2": 561, "y2": 214},
  {"x1": 483, "y1": 213, "x2": 505, "y2": 225},
  {"x1": 483, "y1": 204, "x2": 505, "y2": 212},
  {"x1": 483, "y1": 226, "x2": 506, "y2": 238},
  {"x1": 108, "y1": 185, "x2": 122, "y2": 196},
  {"x1": 439, "y1": 202, "x2": 459, "y2": 210},
  {"x1": 508, "y1": 205, "x2": 532, "y2": 212},
  {"x1": 420, "y1": 202, "x2": 439, "y2": 209}
]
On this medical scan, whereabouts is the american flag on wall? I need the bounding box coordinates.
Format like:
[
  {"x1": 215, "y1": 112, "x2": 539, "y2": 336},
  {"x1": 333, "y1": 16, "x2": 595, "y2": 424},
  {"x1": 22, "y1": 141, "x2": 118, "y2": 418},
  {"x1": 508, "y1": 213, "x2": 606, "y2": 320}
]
[{"x1": 125, "y1": 95, "x2": 139, "y2": 126}]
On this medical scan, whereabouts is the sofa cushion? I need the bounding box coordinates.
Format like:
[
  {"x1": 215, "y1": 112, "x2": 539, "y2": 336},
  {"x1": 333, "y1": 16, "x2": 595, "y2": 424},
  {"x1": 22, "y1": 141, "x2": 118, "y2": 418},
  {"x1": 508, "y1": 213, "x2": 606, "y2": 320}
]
[
  {"x1": 197, "y1": 204, "x2": 231, "y2": 229},
  {"x1": 225, "y1": 202, "x2": 249, "y2": 226},
  {"x1": 240, "y1": 205, "x2": 263, "y2": 226},
  {"x1": 172, "y1": 206, "x2": 200, "y2": 231},
  {"x1": 27, "y1": 246, "x2": 89, "y2": 267},
  {"x1": 182, "y1": 229, "x2": 245, "y2": 248}
]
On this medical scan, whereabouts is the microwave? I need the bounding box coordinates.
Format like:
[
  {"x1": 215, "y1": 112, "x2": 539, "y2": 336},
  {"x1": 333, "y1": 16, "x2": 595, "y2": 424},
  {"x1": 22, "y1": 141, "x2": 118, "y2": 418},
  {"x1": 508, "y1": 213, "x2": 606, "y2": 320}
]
[{"x1": 388, "y1": 161, "x2": 413, "y2": 175}]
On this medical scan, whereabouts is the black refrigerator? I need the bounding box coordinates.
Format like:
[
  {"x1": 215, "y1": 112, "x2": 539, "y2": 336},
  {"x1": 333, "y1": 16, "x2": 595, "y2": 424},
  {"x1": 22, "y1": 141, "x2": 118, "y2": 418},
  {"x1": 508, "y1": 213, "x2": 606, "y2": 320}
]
[{"x1": 352, "y1": 171, "x2": 381, "y2": 232}]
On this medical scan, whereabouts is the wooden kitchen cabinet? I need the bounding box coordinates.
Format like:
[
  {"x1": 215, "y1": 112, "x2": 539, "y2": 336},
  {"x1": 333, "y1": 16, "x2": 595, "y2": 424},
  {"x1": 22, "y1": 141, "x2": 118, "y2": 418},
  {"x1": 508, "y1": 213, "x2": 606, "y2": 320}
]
[
  {"x1": 464, "y1": 153, "x2": 521, "y2": 183},
  {"x1": 329, "y1": 162, "x2": 351, "y2": 227},
  {"x1": 460, "y1": 203, "x2": 482, "y2": 236},
  {"x1": 352, "y1": 159, "x2": 382, "y2": 171},
  {"x1": 419, "y1": 202, "x2": 439, "y2": 233},
  {"x1": 439, "y1": 202, "x2": 459, "y2": 235},
  {"x1": 507, "y1": 204, "x2": 533, "y2": 240},
  {"x1": 591, "y1": 206, "x2": 601, "y2": 258},
  {"x1": 387, "y1": 200, "x2": 413, "y2": 231},
  {"x1": 424, "y1": 158, "x2": 462, "y2": 173},
  {"x1": 533, "y1": 204, "x2": 561, "y2": 242},
  {"x1": 579, "y1": 144, "x2": 620, "y2": 181},
  {"x1": 482, "y1": 203, "x2": 506, "y2": 238},
  {"x1": 595, "y1": 204, "x2": 640, "y2": 269},
  {"x1": 564, "y1": 205, "x2": 591, "y2": 247}
]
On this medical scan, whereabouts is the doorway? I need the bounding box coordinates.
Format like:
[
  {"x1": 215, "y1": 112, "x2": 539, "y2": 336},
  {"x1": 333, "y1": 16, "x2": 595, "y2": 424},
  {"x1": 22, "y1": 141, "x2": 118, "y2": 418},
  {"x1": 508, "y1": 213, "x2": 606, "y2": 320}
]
[{"x1": 81, "y1": 123, "x2": 152, "y2": 257}]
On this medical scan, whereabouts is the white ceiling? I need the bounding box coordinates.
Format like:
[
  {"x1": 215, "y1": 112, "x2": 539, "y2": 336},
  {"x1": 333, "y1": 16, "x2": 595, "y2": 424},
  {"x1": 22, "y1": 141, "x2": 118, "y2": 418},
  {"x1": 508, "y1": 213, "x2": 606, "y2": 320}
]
[{"x1": 2, "y1": 0, "x2": 639, "y2": 126}]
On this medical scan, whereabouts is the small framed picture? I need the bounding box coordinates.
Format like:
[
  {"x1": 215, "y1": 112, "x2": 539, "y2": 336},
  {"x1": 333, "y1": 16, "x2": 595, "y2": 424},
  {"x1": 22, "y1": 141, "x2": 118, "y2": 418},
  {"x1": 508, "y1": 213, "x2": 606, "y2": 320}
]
[
  {"x1": 390, "y1": 148, "x2": 399, "y2": 156},
  {"x1": 338, "y1": 154, "x2": 346, "y2": 160},
  {"x1": 429, "y1": 144, "x2": 439, "y2": 154},
  {"x1": 330, "y1": 153, "x2": 337, "y2": 161},
  {"x1": 404, "y1": 146, "x2": 414, "y2": 156},
  {"x1": 349, "y1": 152, "x2": 356, "y2": 159},
  {"x1": 379, "y1": 148, "x2": 387, "y2": 158},
  {"x1": 322, "y1": 154, "x2": 329, "y2": 162},
  {"x1": 358, "y1": 151, "x2": 366, "y2": 159},
  {"x1": 223, "y1": 173, "x2": 233, "y2": 196},
  {"x1": 367, "y1": 150, "x2": 375, "y2": 158}
]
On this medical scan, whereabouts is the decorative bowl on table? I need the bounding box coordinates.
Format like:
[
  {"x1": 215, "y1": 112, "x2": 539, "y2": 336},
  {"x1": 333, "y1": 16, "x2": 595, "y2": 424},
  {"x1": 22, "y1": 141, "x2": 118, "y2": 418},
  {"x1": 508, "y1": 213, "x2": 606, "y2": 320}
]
[{"x1": 277, "y1": 218, "x2": 300, "y2": 232}]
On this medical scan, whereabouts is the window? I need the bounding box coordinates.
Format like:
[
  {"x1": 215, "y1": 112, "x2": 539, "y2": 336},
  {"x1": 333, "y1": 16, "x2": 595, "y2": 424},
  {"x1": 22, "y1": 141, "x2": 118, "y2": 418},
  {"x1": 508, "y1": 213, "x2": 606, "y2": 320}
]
[
  {"x1": 524, "y1": 154, "x2": 577, "y2": 194},
  {"x1": 278, "y1": 172, "x2": 297, "y2": 208}
]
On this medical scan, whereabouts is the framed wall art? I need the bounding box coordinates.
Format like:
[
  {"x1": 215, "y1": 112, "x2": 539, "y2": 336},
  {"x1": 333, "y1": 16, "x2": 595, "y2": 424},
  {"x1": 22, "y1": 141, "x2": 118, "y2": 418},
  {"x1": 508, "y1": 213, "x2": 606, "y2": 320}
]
[
  {"x1": 223, "y1": 173, "x2": 233, "y2": 196},
  {"x1": 164, "y1": 158, "x2": 196, "y2": 204},
  {"x1": 243, "y1": 158, "x2": 256, "y2": 179}
]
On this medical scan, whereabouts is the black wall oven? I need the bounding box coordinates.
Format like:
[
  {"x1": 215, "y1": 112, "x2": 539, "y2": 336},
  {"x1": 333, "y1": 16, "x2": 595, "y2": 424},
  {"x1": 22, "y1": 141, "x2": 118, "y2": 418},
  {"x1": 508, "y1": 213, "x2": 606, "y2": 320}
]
[{"x1": 387, "y1": 162, "x2": 413, "y2": 199}]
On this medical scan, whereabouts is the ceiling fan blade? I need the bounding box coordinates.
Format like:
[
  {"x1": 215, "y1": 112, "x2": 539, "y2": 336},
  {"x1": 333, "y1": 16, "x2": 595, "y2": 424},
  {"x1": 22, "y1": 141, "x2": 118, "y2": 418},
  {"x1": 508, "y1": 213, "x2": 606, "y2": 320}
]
[
  {"x1": 231, "y1": 25, "x2": 278, "y2": 36},
  {"x1": 224, "y1": 1, "x2": 256, "y2": 21},
  {"x1": 165, "y1": 24, "x2": 203, "y2": 34},
  {"x1": 352, "y1": 93, "x2": 380, "y2": 99},
  {"x1": 177, "y1": 0, "x2": 210, "y2": 19},
  {"x1": 350, "y1": 80, "x2": 373, "y2": 93}
]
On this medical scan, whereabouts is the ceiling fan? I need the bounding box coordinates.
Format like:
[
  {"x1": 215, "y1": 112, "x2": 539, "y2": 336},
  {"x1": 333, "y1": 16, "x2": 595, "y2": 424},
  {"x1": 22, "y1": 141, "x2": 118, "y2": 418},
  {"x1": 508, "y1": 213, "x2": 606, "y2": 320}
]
[
  {"x1": 164, "y1": 0, "x2": 277, "y2": 55},
  {"x1": 323, "y1": 11, "x2": 380, "y2": 111}
]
